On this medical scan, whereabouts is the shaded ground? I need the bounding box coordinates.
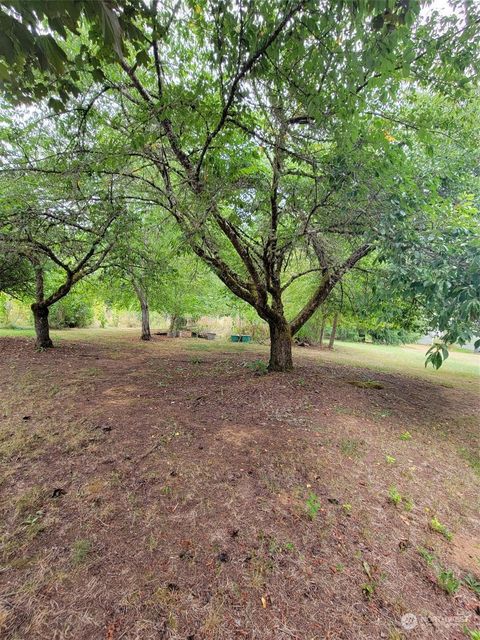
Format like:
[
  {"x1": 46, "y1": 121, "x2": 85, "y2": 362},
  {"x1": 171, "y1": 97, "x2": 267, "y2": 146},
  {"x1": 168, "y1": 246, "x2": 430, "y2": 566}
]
[{"x1": 0, "y1": 330, "x2": 479, "y2": 640}]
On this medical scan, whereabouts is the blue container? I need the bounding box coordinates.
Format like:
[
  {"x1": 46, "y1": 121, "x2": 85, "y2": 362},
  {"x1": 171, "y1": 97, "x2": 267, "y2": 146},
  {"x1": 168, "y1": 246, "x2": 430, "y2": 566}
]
[{"x1": 231, "y1": 334, "x2": 241, "y2": 342}]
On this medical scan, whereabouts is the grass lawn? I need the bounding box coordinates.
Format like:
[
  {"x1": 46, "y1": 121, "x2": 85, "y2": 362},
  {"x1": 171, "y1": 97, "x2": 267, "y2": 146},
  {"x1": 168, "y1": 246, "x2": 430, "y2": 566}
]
[
  {"x1": 0, "y1": 328, "x2": 479, "y2": 639},
  {"x1": 305, "y1": 340, "x2": 480, "y2": 387}
]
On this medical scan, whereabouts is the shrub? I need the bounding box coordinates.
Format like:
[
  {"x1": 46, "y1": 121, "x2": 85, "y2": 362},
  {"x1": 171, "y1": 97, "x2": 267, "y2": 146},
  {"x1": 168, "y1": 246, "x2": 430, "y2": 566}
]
[
  {"x1": 368, "y1": 328, "x2": 420, "y2": 345},
  {"x1": 49, "y1": 297, "x2": 93, "y2": 328},
  {"x1": 233, "y1": 320, "x2": 269, "y2": 342}
]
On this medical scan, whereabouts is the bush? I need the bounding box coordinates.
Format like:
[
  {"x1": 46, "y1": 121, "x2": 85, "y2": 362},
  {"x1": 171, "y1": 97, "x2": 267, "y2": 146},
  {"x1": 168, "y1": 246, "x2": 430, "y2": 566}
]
[
  {"x1": 331, "y1": 325, "x2": 361, "y2": 342},
  {"x1": 295, "y1": 314, "x2": 328, "y2": 343},
  {"x1": 49, "y1": 297, "x2": 93, "y2": 329},
  {"x1": 232, "y1": 319, "x2": 269, "y2": 342},
  {"x1": 368, "y1": 327, "x2": 420, "y2": 345}
]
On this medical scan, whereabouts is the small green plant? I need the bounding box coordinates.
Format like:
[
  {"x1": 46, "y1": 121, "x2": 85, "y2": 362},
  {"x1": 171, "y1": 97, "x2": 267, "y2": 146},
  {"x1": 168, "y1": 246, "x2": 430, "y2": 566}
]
[
  {"x1": 418, "y1": 547, "x2": 436, "y2": 566},
  {"x1": 342, "y1": 503, "x2": 352, "y2": 515},
  {"x1": 430, "y1": 516, "x2": 453, "y2": 541},
  {"x1": 463, "y1": 573, "x2": 480, "y2": 596},
  {"x1": 437, "y1": 569, "x2": 460, "y2": 595},
  {"x1": 400, "y1": 431, "x2": 412, "y2": 441},
  {"x1": 404, "y1": 497, "x2": 414, "y2": 512},
  {"x1": 268, "y1": 538, "x2": 296, "y2": 554},
  {"x1": 388, "y1": 486, "x2": 402, "y2": 506},
  {"x1": 385, "y1": 455, "x2": 396, "y2": 464},
  {"x1": 305, "y1": 491, "x2": 321, "y2": 520},
  {"x1": 418, "y1": 548, "x2": 461, "y2": 595},
  {"x1": 72, "y1": 539, "x2": 92, "y2": 565},
  {"x1": 190, "y1": 357, "x2": 202, "y2": 364},
  {"x1": 247, "y1": 360, "x2": 268, "y2": 375},
  {"x1": 464, "y1": 627, "x2": 480, "y2": 640},
  {"x1": 362, "y1": 581, "x2": 376, "y2": 599},
  {"x1": 361, "y1": 560, "x2": 378, "y2": 599}
]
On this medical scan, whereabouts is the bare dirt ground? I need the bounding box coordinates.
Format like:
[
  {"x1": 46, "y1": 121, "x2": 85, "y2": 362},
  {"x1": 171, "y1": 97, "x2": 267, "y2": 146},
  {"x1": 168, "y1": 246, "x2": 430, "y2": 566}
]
[{"x1": 0, "y1": 331, "x2": 479, "y2": 640}]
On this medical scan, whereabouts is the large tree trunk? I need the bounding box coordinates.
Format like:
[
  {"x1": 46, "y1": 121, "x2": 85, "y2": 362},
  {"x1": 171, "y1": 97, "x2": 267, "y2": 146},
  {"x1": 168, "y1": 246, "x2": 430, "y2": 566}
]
[
  {"x1": 328, "y1": 311, "x2": 339, "y2": 349},
  {"x1": 31, "y1": 304, "x2": 53, "y2": 349},
  {"x1": 268, "y1": 319, "x2": 293, "y2": 372}
]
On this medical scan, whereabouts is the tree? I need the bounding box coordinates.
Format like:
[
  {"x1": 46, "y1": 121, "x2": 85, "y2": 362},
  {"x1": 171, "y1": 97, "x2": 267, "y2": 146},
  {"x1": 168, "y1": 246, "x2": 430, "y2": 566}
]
[
  {"x1": 1, "y1": 1, "x2": 479, "y2": 367},
  {"x1": 104, "y1": 215, "x2": 172, "y2": 341},
  {"x1": 376, "y1": 93, "x2": 480, "y2": 365},
  {"x1": 0, "y1": 164, "x2": 125, "y2": 348},
  {"x1": 156, "y1": 253, "x2": 226, "y2": 334}
]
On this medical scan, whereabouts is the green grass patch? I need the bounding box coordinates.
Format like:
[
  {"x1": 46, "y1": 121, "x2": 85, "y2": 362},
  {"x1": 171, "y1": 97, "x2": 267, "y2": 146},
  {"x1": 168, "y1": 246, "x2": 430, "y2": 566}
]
[
  {"x1": 72, "y1": 539, "x2": 92, "y2": 565},
  {"x1": 339, "y1": 438, "x2": 364, "y2": 457},
  {"x1": 304, "y1": 341, "x2": 480, "y2": 389},
  {"x1": 458, "y1": 447, "x2": 480, "y2": 477}
]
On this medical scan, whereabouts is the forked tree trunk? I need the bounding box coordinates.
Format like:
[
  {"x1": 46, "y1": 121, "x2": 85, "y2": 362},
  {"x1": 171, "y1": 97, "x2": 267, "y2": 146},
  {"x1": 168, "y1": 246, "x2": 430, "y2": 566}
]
[
  {"x1": 31, "y1": 304, "x2": 53, "y2": 349},
  {"x1": 319, "y1": 315, "x2": 326, "y2": 347},
  {"x1": 328, "y1": 311, "x2": 339, "y2": 349},
  {"x1": 268, "y1": 320, "x2": 293, "y2": 372}
]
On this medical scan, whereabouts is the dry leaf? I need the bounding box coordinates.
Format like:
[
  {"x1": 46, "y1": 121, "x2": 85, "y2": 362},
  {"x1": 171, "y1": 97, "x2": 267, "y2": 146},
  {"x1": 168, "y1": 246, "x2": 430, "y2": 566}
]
[{"x1": 362, "y1": 560, "x2": 372, "y2": 580}]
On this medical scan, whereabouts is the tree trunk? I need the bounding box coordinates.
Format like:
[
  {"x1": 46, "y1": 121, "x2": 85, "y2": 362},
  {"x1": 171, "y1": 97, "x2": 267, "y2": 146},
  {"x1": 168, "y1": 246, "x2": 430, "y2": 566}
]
[
  {"x1": 168, "y1": 314, "x2": 177, "y2": 337},
  {"x1": 328, "y1": 312, "x2": 339, "y2": 349},
  {"x1": 319, "y1": 315, "x2": 326, "y2": 347},
  {"x1": 132, "y1": 281, "x2": 151, "y2": 341},
  {"x1": 31, "y1": 304, "x2": 53, "y2": 349},
  {"x1": 268, "y1": 320, "x2": 293, "y2": 372},
  {"x1": 140, "y1": 298, "x2": 151, "y2": 340}
]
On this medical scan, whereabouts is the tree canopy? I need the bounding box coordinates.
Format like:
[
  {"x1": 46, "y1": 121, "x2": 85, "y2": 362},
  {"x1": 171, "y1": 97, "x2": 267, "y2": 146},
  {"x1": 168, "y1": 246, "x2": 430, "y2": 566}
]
[{"x1": 0, "y1": 0, "x2": 479, "y2": 367}]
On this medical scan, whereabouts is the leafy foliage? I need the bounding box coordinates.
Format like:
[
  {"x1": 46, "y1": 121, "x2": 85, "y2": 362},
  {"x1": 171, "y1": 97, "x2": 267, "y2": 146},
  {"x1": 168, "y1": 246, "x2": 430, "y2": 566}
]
[
  {"x1": 0, "y1": 1, "x2": 479, "y2": 365},
  {"x1": 49, "y1": 294, "x2": 94, "y2": 329}
]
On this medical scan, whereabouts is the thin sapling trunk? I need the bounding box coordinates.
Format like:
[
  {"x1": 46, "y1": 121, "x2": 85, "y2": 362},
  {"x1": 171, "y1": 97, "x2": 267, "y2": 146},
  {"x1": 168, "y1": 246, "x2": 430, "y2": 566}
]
[
  {"x1": 329, "y1": 311, "x2": 339, "y2": 349},
  {"x1": 133, "y1": 281, "x2": 151, "y2": 341}
]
